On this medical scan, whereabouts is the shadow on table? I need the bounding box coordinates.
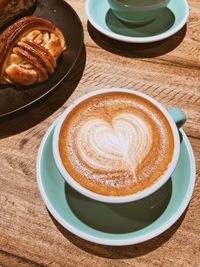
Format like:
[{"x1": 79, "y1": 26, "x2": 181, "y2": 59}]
[
  {"x1": 0, "y1": 45, "x2": 86, "y2": 139},
  {"x1": 50, "y1": 203, "x2": 187, "y2": 259},
  {"x1": 88, "y1": 22, "x2": 187, "y2": 58}
]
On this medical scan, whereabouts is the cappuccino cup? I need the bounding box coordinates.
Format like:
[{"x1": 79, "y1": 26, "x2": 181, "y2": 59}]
[
  {"x1": 107, "y1": 0, "x2": 171, "y2": 25},
  {"x1": 53, "y1": 88, "x2": 186, "y2": 203}
]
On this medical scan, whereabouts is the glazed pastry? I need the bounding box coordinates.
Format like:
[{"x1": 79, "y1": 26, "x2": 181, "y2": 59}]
[
  {"x1": 0, "y1": 16, "x2": 66, "y2": 86},
  {"x1": 0, "y1": 0, "x2": 37, "y2": 27}
]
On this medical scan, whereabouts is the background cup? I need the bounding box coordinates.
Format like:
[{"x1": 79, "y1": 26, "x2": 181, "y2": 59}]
[
  {"x1": 107, "y1": 0, "x2": 171, "y2": 25},
  {"x1": 53, "y1": 88, "x2": 186, "y2": 203}
]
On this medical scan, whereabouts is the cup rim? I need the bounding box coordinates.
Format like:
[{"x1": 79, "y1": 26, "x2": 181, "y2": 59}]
[{"x1": 53, "y1": 88, "x2": 181, "y2": 203}]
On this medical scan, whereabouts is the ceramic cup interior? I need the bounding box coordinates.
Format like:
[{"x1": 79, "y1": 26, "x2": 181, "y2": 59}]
[
  {"x1": 53, "y1": 88, "x2": 186, "y2": 203},
  {"x1": 107, "y1": 0, "x2": 171, "y2": 25}
]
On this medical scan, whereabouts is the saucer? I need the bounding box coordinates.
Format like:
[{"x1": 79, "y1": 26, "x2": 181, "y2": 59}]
[
  {"x1": 36, "y1": 119, "x2": 196, "y2": 246},
  {"x1": 86, "y1": 0, "x2": 189, "y2": 43}
]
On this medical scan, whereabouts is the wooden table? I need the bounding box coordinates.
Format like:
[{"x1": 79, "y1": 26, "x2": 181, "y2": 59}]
[{"x1": 0, "y1": 1, "x2": 199, "y2": 266}]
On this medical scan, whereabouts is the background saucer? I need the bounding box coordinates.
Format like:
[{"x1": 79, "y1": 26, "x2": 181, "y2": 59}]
[
  {"x1": 0, "y1": 0, "x2": 83, "y2": 119},
  {"x1": 36, "y1": 119, "x2": 196, "y2": 246},
  {"x1": 86, "y1": 0, "x2": 189, "y2": 43}
]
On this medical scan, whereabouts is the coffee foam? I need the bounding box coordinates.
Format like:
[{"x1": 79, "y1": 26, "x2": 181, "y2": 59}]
[{"x1": 59, "y1": 92, "x2": 174, "y2": 196}]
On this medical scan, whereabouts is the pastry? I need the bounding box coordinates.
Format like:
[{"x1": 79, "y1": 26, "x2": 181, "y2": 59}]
[
  {"x1": 0, "y1": 0, "x2": 37, "y2": 27},
  {"x1": 0, "y1": 16, "x2": 66, "y2": 86}
]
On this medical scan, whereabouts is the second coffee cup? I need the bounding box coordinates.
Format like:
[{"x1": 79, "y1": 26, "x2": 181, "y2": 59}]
[{"x1": 107, "y1": 0, "x2": 171, "y2": 25}]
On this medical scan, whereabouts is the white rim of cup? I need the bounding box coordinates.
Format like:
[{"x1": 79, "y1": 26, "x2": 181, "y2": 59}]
[
  {"x1": 53, "y1": 88, "x2": 181, "y2": 204},
  {"x1": 85, "y1": 0, "x2": 189, "y2": 43}
]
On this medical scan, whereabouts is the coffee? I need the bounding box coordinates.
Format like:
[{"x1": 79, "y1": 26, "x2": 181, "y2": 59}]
[{"x1": 59, "y1": 92, "x2": 174, "y2": 196}]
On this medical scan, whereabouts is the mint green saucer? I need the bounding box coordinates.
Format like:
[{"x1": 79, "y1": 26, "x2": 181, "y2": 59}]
[
  {"x1": 36, "y1": 120, "x2": 195, "y2": 246},
  {"x1": 86, "y1": 0, "x2": 189, "y2": 43}
]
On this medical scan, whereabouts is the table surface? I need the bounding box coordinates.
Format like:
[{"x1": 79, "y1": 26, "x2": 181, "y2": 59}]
[{"x1": 0, "y1": 0, "x2": 200, "y2": 266}]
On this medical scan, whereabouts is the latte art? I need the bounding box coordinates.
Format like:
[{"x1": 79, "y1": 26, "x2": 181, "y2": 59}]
[
  {"x1": 77, "y1": 113, "x2": 152, "y2": 179},
  {"x1": 59, "y1": 92, "x2": 174, "y2": 196}
]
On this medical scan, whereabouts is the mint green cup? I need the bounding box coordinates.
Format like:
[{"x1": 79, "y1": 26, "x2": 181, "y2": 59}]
[
  {"x1": 107, "y1": 0, "x2": 171, "y2": 25},
  {"x1": 53, "y1": 88, "x2": 186, "y2": 204}
]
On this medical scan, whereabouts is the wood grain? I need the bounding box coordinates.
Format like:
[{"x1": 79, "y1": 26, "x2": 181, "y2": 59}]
[{"x1": 0, "y1": 0, "x2": 200, "y2": 266}]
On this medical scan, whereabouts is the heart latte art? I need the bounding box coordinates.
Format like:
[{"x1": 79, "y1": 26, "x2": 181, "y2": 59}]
[
  {"x1": 59, "y1": 92, "x2": 174, "y2": 196},
  {"x1": 77, "y1": 114, "x2": 152, "y2": 179}
]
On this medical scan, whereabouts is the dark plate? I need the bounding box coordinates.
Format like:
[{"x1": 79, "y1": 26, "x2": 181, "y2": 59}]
[{"x1": 0, "y1": 0, "x2": 83, "y2": 118}]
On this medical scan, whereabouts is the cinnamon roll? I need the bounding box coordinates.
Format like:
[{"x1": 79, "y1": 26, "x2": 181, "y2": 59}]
[{"x1": 0, "y1": 0, "x2": 37, "y2": 27}]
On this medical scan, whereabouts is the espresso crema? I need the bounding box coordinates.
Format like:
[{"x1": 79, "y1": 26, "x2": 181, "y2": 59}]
[{"x1": 59, "y1": 92, "x2": 174, "y2": 196}]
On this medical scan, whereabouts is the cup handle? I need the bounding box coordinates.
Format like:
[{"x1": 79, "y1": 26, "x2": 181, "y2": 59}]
[{"x1": 168, "y1": 108, "x2": 186, "y2": 128}]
